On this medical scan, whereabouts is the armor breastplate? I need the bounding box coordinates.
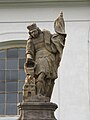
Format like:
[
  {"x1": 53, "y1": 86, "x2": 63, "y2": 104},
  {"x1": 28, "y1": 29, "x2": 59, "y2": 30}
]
[
  {"x1": 32, "y1": 33, "x2": 46, "y2": 51},
  {"x1": 32, "y1": 33, "x2": 51, "y2": 58}
]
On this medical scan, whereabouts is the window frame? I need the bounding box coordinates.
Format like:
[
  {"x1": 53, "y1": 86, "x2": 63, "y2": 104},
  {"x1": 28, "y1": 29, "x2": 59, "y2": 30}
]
[{"x1": 0, "y1": 40, "x2": 26, "y2": 117}]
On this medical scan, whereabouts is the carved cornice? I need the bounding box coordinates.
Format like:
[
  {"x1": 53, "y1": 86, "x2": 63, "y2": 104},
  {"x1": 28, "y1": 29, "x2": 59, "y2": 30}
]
[
  {"x1": 0, "y1": 0, "x2": 89, "y2": 3},
  {"x1": 0, "y1": 40, "x2": 26, "y2": 50},
  {"x1": 0, "y1": 0, "x2": 89, "y2": 6}
]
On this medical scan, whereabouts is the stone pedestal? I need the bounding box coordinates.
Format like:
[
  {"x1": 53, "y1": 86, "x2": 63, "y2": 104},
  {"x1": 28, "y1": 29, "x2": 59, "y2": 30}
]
[{"x1": 17, "y1": 102, "x2": 58, "y2": 120}]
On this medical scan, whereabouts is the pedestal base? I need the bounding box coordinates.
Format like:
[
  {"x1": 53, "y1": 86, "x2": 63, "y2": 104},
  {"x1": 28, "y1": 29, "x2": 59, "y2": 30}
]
[{"x1": 17, "y1": 102, "x2": 58, "y2": 120}]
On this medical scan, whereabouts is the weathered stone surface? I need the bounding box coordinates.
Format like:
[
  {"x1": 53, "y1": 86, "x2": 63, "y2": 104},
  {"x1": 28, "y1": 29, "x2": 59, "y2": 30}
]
[
  {"x1": 17, "y1": 12, "x2": 66, "y2": 120},
  {"x1": 17, "y1": 102, "x2": 58, "y2": 120},
  {"x1": 23, "y1": 12, "x2": 66, "y2": 101}
]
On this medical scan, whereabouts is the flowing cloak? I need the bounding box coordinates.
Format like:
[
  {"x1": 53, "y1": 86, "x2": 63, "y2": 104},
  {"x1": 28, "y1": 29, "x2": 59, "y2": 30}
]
[
  {"x1": 44, "y1": 13, "x2": 66, "y2": 76},
  {"x1": 43, "y1": 30, "x2": 66, "y2": 78}
]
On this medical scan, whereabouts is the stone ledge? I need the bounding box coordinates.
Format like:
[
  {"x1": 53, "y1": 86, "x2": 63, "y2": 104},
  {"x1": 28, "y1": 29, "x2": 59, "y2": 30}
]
[{"x1": 17, "y1": 102, "x2": 58, "y2": 120}]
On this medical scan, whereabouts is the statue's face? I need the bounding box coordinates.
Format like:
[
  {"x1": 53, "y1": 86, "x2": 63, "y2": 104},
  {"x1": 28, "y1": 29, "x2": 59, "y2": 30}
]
[{"x1": 29, "y1": 29, "x2": 39, "y2": 38}]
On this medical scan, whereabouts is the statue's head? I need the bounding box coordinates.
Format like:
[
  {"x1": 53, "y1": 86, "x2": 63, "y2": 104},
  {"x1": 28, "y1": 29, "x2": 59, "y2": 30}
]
[{"x1": 27, "y1": 23, "x2": 39, "y2": 38}]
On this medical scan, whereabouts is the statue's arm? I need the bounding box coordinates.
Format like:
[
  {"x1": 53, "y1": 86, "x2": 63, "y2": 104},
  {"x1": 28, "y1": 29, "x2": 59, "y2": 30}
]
[{"x1": 26, "y1": 39, "x2": 34, "y2": 62}]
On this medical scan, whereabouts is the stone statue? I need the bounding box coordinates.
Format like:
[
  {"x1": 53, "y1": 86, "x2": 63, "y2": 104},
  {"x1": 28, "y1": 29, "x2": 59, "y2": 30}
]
[
  {"x1": 18, "y1": 12, "x2": 67, "y2": 120},
  {"x1": 23, "y1": 12, "x2": 66, "y2": 102}
]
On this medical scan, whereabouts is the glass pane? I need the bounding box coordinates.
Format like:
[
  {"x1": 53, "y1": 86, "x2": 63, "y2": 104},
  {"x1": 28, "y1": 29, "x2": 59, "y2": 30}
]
[
  {"x1": 0, "y1": 70, "x2": 5, "y2": 81},
  {"x1": 6, "y1": 104, "x2": 17, "y2": 115},
  {"x1": 0, "y1": 82, "x2": 5, "y2": 92},
  {"x1": 0, "y1": 50, "x2": 5, "y2": 58},
  {"x1": 0, "y1": 94, "x2": 5, "y2": 103},
  {"x1": 6, "y1": 70, "x2": 10, "y2": 81},
  {"x1": 0, "y1": 59, "x2": 5, "y2": 69},
  {"x1": 19, "y1": 70, "x2": 25, "y2": 80},
  {"x1": 5, "y1": 70, "x2": 11, "y2": 80},
  {"x1": 7, "y1": 48, "x2": 18, "y2": 58},
  {"x1": 7, "y1": 59, "x2": 18, "y2": 69},
  {"x1": 19, "y1": 48, "x2": 25, "y2": 58},
  {"x1": 19, "y1": 59, "x2": 25, "y2": 69},
  {"x1": 19, "y1": 93, "x2": 23, "y2": 102},
  {"x1": 6, "y1": 70, "x2": 18, "y2": 81},
  {"x1": 19, "y1": 82, "x2": 24, "y2": 91},
  {"x1": 6, "y1": 82, "x2": 18, "y2": 92},
  {"x1": 11, "y1": 70, "x2": 18, "y2": 81},
  {"x1": 0, "y1": 104, "x2": 5, "y2": 115},
  {"x1": 6, "y1": 93, "x2": 17, "y2": 103}
]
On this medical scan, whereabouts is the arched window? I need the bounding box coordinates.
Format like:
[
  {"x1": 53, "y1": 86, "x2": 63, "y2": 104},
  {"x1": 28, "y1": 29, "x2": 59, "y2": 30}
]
[{"x1": 0, "y1": 40, "x2": 26, "y2": 115}]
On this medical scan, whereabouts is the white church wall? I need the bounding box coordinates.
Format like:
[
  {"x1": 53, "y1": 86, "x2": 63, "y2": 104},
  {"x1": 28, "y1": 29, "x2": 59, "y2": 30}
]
[{"x1": 0, "y1": 2, "x2": 90, "y2": 120}]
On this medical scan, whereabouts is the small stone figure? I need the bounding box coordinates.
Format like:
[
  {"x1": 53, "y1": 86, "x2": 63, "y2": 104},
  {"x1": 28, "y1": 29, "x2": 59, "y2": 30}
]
[{"x1": 24, "y1": 12, "x2": 66, "y2": 101}]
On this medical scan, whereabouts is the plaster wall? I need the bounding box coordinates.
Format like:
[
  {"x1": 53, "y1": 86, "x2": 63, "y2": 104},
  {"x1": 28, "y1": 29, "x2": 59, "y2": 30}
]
[{"x1": 0, "y1": 3, "x2": 90, "y2": 120}]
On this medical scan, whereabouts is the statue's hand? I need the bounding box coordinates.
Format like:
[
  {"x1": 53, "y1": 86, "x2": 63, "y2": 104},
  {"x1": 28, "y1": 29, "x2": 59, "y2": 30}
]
[
  {"x1": 26, "y1": 57, "x2": 33, "y2": 63},
  {"x1": 26, "y1": 58, "x2": 34, "y2": 67},
  {"x1": 26, "y1": 57, "x2": 35, "y2": 68},
  {"x1": 26, "y1": 54, "x2": 33, "y2": 63}
]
